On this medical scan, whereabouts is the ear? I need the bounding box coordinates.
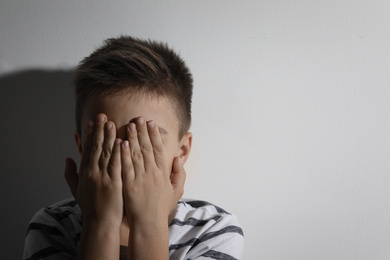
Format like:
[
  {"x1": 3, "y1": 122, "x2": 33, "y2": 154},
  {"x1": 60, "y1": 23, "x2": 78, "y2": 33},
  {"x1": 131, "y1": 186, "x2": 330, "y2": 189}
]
[
  {"x1": 74, "y1": 130, "x2": 83, "y2": 155},
  {"x1": 179, "y1": 132, "x2": 192, "y2": 164}
]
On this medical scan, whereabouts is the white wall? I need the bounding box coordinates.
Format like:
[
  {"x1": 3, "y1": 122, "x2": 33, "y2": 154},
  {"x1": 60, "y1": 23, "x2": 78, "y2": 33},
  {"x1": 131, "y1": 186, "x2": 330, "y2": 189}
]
[{"x1": 1, "y1": 1, "x2": 390, "y2": 259}]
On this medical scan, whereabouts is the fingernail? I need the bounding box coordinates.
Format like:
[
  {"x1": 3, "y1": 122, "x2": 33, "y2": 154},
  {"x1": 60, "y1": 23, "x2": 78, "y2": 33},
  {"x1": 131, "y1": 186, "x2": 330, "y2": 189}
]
[
  {"x1": 147, "y1": 120, "x2": 155, "y2": 129},
  {"x1": 129, "y1": 123, "x2": 136, "y2": 132},
  {"x1": 138, "y1": 117, "x2": 145, "y2": 125},
  {"x1": 97, "y1": 114, "x2": 105, "y2": 122},
  {"x1": 123, "y1": 140, "x2": 129, "y2": 148},
  {"x1": 106, "y1": 122, "x2": 113, "y2": 130}
]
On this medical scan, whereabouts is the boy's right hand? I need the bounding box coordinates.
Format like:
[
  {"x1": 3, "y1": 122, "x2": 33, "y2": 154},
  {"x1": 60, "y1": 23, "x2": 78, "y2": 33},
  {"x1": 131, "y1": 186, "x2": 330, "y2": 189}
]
[{"x1": 64, "y1": 114, "x2": 123, "y2": 229}]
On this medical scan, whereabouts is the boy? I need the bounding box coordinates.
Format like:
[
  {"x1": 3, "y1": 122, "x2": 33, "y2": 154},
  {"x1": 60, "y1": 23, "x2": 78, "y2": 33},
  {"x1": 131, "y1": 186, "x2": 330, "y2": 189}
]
[{"x1": 23, "y1": 36, "x2": 244, "y2": 260}]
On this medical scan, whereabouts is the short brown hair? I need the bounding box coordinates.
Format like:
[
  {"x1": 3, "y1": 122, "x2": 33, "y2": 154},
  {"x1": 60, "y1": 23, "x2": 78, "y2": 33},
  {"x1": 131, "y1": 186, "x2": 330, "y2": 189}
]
[{"x1": 74, "y1": 35, "x2": 193, "y2": 138}]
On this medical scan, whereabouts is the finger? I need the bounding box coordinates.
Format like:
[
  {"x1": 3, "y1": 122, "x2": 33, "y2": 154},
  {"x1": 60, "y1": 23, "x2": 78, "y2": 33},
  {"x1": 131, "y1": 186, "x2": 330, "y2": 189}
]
[
  {"x1": 64, "y1": 157, "x2": 78, "y2": 199},
  {"x1": 127, "y1": 121, "x2": 145, "y2": 174},
  {"x1": 147, "y1": 120, "x2": 166, "y2": 170},
  {"x1": 108, "y1": 138, "x2": 122, "y2": 181},
  {"x1": 171, "y1": 157, "x2": 186, "y2": 200},
  {"x1": 121, "y1": 140, "x2": 135, "y2": 182},
  {"x1": 79, "y1": 120, "x2": 94, "y2": 171},
  {"x1": 100, "y1": 121, "x2": 116, "y2": 169},
  {"x1": 134, "y1": 117, "x2": 155, "y2": 171},
  {"x1": 90, "y1": 114, "x2": 107, "y2": 169}
]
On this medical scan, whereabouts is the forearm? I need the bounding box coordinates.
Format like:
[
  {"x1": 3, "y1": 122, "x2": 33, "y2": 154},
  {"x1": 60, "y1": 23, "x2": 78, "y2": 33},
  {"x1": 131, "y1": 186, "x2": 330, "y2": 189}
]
[
  {"x1": 67, "y1": 115, "x2": 124, "y2": 260},
  {"x1": 77, "y1": 222, "x2": 121, "y2": 260},
  {"x1": 128, "y1": 220, "x2": 169, "y2": 260}
]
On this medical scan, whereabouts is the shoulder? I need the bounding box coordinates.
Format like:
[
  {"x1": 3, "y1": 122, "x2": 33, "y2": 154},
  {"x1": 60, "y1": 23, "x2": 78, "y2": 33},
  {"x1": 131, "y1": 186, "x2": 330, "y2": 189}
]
[
  {"x1": 28, "y1": 198, "x2": 82, "y2": 234},
  {"x1": 172, "y1": 199, "x2": 243, "y2": 234},
  {"x1": 23, "y1": 198, "x2": 81, "y2": 260},
  {"x1": 169, "y1": 199, "x2": 244, "y2": 260}
]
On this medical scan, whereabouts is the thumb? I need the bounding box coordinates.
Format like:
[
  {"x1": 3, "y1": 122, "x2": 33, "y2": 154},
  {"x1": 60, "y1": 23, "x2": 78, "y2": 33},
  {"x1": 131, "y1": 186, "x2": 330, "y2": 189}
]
[
  {"x1": 64, "y1": 157, "x2": 78, "y2": 200},
  {"x1": 171, "y1": 157, "x2": 186, "y2": 199}
]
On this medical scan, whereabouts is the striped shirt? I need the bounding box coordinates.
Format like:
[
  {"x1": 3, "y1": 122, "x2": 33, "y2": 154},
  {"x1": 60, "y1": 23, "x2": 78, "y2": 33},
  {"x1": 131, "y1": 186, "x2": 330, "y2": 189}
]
[{"x1": 24, "y1": 198, "x2": 244, "y2": 260}]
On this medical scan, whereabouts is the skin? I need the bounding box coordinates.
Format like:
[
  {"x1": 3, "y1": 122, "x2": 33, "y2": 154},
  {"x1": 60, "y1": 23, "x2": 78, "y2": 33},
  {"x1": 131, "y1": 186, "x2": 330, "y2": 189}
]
[{"x1": 64, "y1": 91, "x2": 192, "y2": 260}]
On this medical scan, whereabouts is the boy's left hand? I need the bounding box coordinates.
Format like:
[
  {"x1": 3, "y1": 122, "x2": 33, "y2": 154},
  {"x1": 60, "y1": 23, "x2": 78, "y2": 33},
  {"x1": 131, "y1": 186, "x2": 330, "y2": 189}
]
[{"x1": 121, "y1": 117, "x2": 186, "y2": 227}]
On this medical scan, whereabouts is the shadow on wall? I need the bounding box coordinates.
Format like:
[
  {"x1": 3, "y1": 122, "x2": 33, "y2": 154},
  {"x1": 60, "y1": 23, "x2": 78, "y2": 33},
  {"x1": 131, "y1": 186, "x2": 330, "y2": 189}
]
[{"x1": 0, "y1": 69, "x2": 79, "y2": 258}]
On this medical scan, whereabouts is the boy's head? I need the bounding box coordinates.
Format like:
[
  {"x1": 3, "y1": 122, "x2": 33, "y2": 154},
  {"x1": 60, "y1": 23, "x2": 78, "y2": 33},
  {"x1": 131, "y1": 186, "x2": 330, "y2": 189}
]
[
  {"x1": 74, "y1": 35, "x2": 193, "y2": 139},
  {"x1": 73, "y1": 36, "x2": 193, "y2": 165}
]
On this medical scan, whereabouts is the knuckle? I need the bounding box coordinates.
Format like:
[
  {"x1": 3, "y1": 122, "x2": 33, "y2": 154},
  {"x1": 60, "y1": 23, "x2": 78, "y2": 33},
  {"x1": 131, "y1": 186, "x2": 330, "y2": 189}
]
[
  {"x1": 153, "y1": 144, "x2": 164, "y2": 154},
  {"x1": 132, "y1": 149, "x2": 143, "y2": 161},
  {"x1": 141, "y1": 143, "x2": 153, "y2": 153},
  {"x1": 109, "y1": 156, "x2": 120, "y2": 168},
  {"x1": 91, "y1": 140, "x2": 103, "y2": 152},
  {"x1": 108, "y1": 163, "x2": 119, "y2": 173},
  {"x1": 149, "y1": 129, "x2": 159, "y2": 137},
  {"x1": 121, "y1": 160, "x2": 134, "y2": 172},
  {"x1": 101, "y1": 148, "x2": 112, "y2": 159},
  {"x1": 123, "y1": 162, "x2": 134, "y2": 173},
  {"x1": 128, "y1": 130, "x2": 138, "y2": 140}
]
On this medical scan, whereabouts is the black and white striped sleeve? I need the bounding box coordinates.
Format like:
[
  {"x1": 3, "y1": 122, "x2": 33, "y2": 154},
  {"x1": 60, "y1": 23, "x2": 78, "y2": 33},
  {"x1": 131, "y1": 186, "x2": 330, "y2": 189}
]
[
  {"x1": 23, "y1": 199, "x2": 81, "y2": 260},
  {"x1": 168, "y1": 200, "x2": 244, "y2": 260}
]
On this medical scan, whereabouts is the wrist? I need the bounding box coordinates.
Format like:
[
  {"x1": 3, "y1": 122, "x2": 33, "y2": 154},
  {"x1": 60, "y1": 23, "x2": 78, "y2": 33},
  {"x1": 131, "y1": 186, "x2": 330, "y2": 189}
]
[
  {"x1": 83, "y1": 211, "x2": 123, "y2": 228},
  {"x1": 82, "y1": 219, "x2": 122, "y2": 237},
  {"x1": 128, "y1": 221, "x2": 169, "y2": 259},
  {"x1": 78, "y1": 221, "x2": 121, "y2": 260}
]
